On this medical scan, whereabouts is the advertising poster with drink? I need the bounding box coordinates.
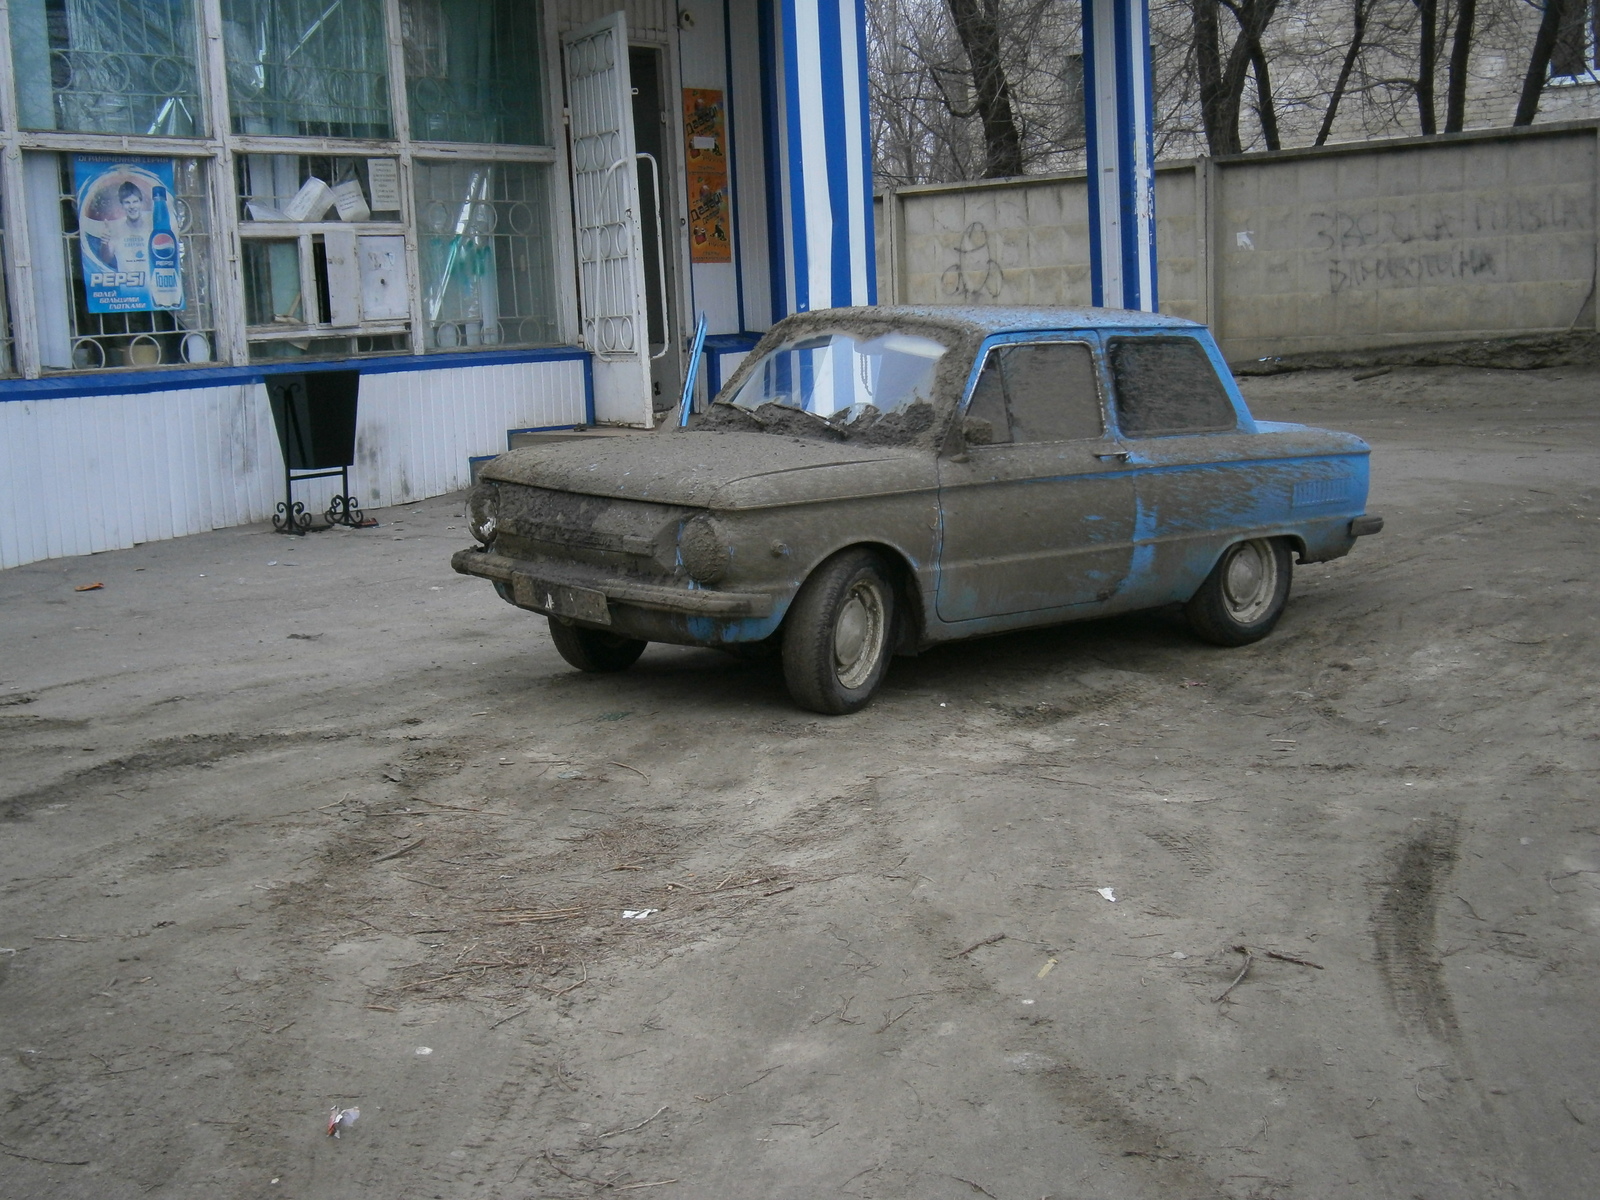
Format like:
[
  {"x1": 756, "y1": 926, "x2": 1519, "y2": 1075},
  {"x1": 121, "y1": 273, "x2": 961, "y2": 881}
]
[
  {"x1": 74, "y1": 156, "x2": 185, "y2": 313},
  {"x1": 682, "y1": 89, "x2": 731, "y2": 264}
]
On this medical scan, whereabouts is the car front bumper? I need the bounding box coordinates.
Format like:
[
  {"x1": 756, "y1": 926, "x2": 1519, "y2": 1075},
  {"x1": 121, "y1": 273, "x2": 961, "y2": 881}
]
[{"x1": 450, "y1": 547, "x2": 775, "y2": 628}]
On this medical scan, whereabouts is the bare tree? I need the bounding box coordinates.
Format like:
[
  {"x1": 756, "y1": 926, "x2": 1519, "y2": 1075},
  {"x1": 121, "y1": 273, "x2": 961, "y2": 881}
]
[
  {"x1": 946, "y1": 0, "x2": 1026, "y2": 175},
  {"x1": 1514, "y1": 0, "x2": 1566, "y2": 124},
  {"x1": 1443, "y1": 0, "x2": 1477, "y2": 130},
  {"x1": 1314, "y1": 0, "x2": 1369, "y2": 143},
  {"x1": 1193, "y1": 0, "x2": 1281, "y2": 155}
]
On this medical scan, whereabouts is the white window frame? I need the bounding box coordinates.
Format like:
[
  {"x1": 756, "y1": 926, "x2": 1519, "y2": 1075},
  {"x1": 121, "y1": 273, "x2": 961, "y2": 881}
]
[{"x1": 0, "y1": 0, "x2": 578, "y2": 378}]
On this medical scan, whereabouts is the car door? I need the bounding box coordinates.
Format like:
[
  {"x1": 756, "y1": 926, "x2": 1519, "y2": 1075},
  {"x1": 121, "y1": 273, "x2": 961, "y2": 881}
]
[
  {"x1": 935, "y1": 337, "x2": 1136, "y2": 622},
  {"x1": 1103, "y1": 331, "x2": 1262, "y2": 602}
]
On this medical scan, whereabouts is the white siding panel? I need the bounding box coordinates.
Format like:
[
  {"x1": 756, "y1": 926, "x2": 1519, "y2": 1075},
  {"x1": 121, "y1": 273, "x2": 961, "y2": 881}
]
[{"x1": 1, "y1": 359, "x2": 587, "y2": 570}]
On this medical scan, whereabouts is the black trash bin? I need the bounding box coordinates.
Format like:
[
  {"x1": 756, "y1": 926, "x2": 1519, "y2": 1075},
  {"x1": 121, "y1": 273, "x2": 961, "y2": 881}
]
[{"x1": 267, "y1": 370, "x2": 364, "y2": 533}]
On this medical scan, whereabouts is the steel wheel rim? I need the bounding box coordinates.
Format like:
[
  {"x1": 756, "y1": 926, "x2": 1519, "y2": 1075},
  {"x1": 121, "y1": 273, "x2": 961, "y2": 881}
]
[
  {"x1": 834, "y1": 579, "x2": 886, "y2": 690},
  {"x1": 1221, "y1": 540, "x2": 1278, "y2": 623}
]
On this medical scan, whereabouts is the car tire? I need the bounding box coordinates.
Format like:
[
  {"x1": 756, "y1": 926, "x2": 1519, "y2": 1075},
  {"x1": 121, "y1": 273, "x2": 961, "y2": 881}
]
[
  {"x1": 547, "y1": 618, "x2": 647, "y2": 672},
  {"x1": 782, "y1": 549, "x2": 896, "y2": 715},
  {"x1": 1185, "y1": 537, "x2": 1292, "y2": 647}
]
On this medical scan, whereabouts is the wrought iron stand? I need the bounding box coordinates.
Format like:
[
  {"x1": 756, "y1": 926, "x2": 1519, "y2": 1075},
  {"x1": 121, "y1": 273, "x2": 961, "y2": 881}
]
[{"x1": 268, "y1": 370, "x2": 366, "y2": 535}]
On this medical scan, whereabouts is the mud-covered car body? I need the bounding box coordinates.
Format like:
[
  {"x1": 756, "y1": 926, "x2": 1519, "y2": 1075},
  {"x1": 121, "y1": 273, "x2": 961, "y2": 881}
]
[{"x1": 452, "y1": 305, "x2": 1378, "y2": 657}]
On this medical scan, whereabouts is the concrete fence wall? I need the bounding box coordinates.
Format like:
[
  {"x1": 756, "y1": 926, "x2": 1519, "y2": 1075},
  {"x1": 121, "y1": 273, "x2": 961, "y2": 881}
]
[{"x1": 875, "y1": 121, "x2": 1600, "y2": 362}]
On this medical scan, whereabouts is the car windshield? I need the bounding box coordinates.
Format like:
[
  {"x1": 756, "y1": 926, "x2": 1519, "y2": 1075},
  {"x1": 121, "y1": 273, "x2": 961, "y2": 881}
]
[{"x1": 714, "y1": 330, "x2": 949, "y2": 442}]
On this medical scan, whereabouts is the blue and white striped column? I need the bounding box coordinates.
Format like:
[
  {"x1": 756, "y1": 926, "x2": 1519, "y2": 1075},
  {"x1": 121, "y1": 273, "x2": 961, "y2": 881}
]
[
  {"x1": 761, "y1": 0, "x2": 877, "y2": 316},
  {"x1": 1082, "y1": 0, "x2": 1157, "y2": 312}
]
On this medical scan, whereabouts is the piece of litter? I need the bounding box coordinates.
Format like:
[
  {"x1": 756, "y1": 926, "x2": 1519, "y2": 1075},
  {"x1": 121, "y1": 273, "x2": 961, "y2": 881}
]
[
  {"x1": 1021, "y1": 998, "x2": 1035, "y2": 1005},
  {"x1": 1170, "y1": 951, "x2": 1187, "y2": 959},
  {"x1": 415, "y1": 1046, "x2": 433, "y2": 1056},
  {"x1": 267, "y1": 561, "x2": 278, "y2": 566},
  {"x1": 74, "y1": 582, "x2": 104, "y2": 592},
  {"x1": 1181, "y1": 679, "x2": 1206, "y2": 687},
  {"x1": 326, "y1": 1106, "x2": 360, "y2": 1137},
  {"x1": 1036, "y1": 957, "x2": 1058, "y2": 979},
  {"x1": 1096, "y1": 887, "x2": 1117, "y2": 902},
  {"x1": 622, "y1": 909, "x2": 657, "y2": 920}
]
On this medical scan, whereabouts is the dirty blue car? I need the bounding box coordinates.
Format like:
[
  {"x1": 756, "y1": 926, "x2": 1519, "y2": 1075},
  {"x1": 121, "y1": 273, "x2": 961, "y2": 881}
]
[{"x1": 453, "y1": 306, "x2": 1382, "y2": 714}]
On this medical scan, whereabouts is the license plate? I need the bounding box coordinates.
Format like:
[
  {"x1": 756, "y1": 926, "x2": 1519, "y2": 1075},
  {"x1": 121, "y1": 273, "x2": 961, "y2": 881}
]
[{"x1": 512, "y1": 574, "x2": 611, "y2": 625}]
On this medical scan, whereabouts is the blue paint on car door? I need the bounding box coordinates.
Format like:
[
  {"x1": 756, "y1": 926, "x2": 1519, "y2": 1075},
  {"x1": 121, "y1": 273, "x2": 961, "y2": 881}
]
[{"x1": 936, "y1": 335, "x2": 1137, "y2": 621}]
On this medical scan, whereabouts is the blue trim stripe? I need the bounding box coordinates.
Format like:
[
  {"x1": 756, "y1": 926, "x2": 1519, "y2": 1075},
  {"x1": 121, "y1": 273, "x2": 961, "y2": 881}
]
[
  {"x1": 854, "y1": 0, "x2": 877, "y2": 305},
  {"x1": 1082, "y1": 0, "x2": 1106, "y2": 306},
  {"x1": 0, "y1": 346, "x2": 591, "y2": 403},
  {"x1": 758, "y1": 0, "x2": 788, "y2": 325},
  {"x1": 764, "y1": 0, "x2": 875, "y2": 319},
  {"x1": 722, "y1": 0, "x2": 748, "y2": 328},
  {"x1": 780, "y1": 0, "x2": 808, "y2": 313},
  {"x1": 1081, "y1": 0, "x2": 1157, "y2": 312},
  {"x1": 817, "y1": 0, "x2": 851, "y2": 307}
]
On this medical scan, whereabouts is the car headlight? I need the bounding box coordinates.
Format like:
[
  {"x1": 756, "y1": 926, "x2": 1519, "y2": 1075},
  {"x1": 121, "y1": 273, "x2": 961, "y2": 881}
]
[
  {"x1": 679, "y1": 514, "x2": 729, "y2": 583},
  {"x1": 468, "y1": 484, "x2": 499, "y2": 545}
]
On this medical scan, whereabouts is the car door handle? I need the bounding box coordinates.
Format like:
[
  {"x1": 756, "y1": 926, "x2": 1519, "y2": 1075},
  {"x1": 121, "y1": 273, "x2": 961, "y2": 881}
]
[{"x1": 1095, "y1": 450, "x2": 1131, "y2": 462}]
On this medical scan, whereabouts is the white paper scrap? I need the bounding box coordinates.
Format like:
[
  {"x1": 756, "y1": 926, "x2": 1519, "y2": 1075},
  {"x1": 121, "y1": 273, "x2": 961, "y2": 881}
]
[
  {"x1": 367, "y1": 159, "x2": 402, "y2": 210},
  {"x1": 1096, "y1": 887, "x2": 1117, "y2": 902},
  {"x1": 622, "y1": 909, "x2": 657, "y2": 920},
  {"x1": 283, "y1": 177, "x2": 335, "y2": 222},
  {"x1": 326, "y1": 1106, "x2": 360, "y2": 1137},
  {"x1": 246, "y1": 201, "x2": 289, "y2": 222},
  {"x1": 332, "y1": 179, "x2": 371, "y2": 222}
]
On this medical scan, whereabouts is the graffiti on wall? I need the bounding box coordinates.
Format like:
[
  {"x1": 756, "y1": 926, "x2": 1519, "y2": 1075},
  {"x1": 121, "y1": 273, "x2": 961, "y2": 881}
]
[
  {"x1": 1308, "y1": 192, "x2": 1590, "y2": 296},
  {"x1": 941, "y1": 222, "x2": 1004, "y2": 302}
]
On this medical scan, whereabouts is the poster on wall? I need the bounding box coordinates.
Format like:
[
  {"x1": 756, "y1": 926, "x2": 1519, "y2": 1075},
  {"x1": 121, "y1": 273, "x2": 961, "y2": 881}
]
[
  {"x1": 74, "y1": 156, "x2": 185, "y2": 313},
  {"x1": 682, "y1": 88, "x2": 732, "y2": 264}
]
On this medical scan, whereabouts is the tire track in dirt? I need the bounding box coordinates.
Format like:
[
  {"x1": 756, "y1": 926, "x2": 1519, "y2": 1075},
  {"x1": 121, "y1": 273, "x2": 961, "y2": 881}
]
[
  {"x1": 1, "y1": 730, "x2": 354, "y2": 820},
  {"x1": 1371, "y1": 814, "x2": 1462, "y2": 1044}
]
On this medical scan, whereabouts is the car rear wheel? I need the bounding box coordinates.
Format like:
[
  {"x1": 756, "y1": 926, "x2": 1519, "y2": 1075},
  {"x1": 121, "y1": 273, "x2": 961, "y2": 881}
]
[
  {"x1": 1185, "y1": 537, "x2": 1292, "y2": 647},
  {"x1": 782, "y1": 549, "x2": 896, "y2": 715},
  {"x1": 547, "y1": 618, "x2": 647, "y2": 672}
]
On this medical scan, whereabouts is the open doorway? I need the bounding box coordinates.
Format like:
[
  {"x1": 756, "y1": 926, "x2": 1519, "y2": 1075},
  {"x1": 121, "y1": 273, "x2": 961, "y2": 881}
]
[{"x1": 629, "y1": 44, "x2": 683, "y2": 418}]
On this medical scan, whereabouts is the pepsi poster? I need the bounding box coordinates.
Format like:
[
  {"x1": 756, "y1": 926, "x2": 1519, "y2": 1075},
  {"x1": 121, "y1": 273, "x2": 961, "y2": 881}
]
[{"x1": 74, "y1": 156, "x2": 185, "y2": 313}]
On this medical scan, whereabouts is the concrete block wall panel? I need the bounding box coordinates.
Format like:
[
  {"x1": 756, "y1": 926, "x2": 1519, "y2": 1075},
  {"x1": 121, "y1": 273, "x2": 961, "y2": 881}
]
[
  {"x1": 1216, "y1": 131, "x2": 1596, "y2": 359},
  {"x1": 876, "y1": 123, "x2": 1600, "y2": 359},
  {"x1": 0, "y1": 359, "x2": 588, "y2": 571}
]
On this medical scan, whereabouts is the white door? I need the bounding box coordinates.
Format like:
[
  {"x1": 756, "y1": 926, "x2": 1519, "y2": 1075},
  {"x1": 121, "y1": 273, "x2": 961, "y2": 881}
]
[{"x1": 563, "y1": 12, "x2": 654, "y2": 428}]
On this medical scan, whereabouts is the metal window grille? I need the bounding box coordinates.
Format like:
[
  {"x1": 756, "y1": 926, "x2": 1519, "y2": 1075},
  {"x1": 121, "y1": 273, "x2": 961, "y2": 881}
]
[
  {"x1": 29, "y1": 152, "x2": 217, "y2": 370},
  {"x1": 414, "y1": 159, "x2": 559, "y2": 350},
  {"x1": 221, "y1": 0, "x2": 392, "y2": 137},
  {"x1": 400, "y1": 0, "x2": 545, "y2": 145},
  {"x1": 9, "y1": 0, "x2": 203, "y2": 135}
]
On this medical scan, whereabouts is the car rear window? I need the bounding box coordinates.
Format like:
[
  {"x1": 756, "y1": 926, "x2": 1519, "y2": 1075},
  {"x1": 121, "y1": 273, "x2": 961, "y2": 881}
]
[
  {"x1": 965, "y1": 341, "x2": 1102, "y2": 444},
  {"x1": 1108, "y1": 337, "x2": 1237, "y2": 436}
]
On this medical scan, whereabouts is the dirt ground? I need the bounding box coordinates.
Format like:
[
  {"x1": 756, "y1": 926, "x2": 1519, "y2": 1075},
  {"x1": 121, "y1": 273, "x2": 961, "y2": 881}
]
[{"x1": 2, "y1": 364, "x2": 1598, "y2": 1200}]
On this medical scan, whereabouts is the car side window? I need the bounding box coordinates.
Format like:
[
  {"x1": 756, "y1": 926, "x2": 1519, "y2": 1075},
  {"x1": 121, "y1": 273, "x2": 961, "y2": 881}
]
[
  {"x1": 1004, "y1": 342, "x2": 1103, "y2": 442},
  {"x1": 964, "y1": 354, "x2": 1010, "y2": 445},
  {"x1": 1107, "y1": 336, "x2": 1238, "y2": 436},
  {"x1": 964, "y1": 341, "x2": 1103, "y2": 446}
]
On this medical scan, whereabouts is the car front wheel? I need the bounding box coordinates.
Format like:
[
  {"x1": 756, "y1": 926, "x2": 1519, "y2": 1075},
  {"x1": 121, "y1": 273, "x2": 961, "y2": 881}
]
[
  {"x1": 782, "y1": 549, "x2": 896, "y2": 715},
  {"x1": 547, "y1": 618, "x2": 647, "y2": 672},
  {"x1": 1185, "y1": 537, "x2": 1292, "y2": 647}
]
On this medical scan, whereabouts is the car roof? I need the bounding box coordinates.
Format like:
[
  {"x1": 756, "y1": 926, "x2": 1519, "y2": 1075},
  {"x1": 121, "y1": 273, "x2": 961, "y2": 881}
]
[{"x1": 804, "y1": 305, "x2": 1204, "y2": 336}]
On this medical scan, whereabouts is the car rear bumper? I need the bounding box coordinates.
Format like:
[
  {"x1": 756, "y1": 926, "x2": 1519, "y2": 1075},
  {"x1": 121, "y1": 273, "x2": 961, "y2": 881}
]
[{"x1": 450, "y1": 547, "x2": 775, "y2": 624}]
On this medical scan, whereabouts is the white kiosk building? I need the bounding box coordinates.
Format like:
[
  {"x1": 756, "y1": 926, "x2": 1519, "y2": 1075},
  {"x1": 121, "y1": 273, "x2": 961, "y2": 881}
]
[{"x1": 0, "y1": 0, "x2": 1154, "y2": 570}]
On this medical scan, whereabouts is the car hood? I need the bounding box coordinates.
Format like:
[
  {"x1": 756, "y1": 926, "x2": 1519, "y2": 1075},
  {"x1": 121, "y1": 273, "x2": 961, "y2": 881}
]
[{"x1": 480, "y1": 430, "x2": 934, "y2": 509}]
